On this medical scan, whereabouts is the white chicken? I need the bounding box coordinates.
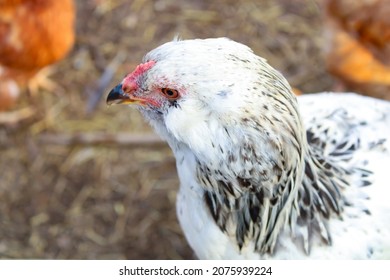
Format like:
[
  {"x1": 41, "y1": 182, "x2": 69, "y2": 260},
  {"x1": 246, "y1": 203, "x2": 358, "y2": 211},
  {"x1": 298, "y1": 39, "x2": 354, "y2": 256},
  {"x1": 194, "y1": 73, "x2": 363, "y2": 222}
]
[{"x1": 107, "y1": 38, "x2": 390, "y2": 259}]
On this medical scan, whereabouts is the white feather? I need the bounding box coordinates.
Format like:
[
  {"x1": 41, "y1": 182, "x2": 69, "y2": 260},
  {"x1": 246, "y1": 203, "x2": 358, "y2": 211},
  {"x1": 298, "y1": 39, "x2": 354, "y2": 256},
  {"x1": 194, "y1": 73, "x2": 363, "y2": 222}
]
[{"x1": 177, "y1": 92, "x2": 390, "y2": 259}]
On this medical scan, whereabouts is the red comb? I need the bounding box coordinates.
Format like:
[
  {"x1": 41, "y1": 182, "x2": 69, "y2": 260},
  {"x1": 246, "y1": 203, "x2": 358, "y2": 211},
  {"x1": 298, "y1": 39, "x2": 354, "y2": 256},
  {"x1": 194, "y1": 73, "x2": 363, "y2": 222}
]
[{"x1": 122, "y1": 60, "x2": 156, "y2": 92}]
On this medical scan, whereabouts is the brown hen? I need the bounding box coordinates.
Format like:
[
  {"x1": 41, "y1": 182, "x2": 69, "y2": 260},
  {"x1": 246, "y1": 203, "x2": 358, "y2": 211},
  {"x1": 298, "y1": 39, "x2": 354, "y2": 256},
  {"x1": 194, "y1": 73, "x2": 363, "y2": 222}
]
[
  {"x1": 0, "y1": 0, "x2": 75, "y2": 111},
  {"x1": 324, "y1": 0, "x2": 390, "y2": 100}
]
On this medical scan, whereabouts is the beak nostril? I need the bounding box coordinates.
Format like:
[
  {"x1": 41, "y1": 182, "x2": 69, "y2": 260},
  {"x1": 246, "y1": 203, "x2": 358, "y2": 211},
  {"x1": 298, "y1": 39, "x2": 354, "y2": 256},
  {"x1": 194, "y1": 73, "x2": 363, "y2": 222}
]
[
  {"x1": 121, "y1": 80, "x2": 137, "y2": 94},
  {"x1": 122, "y1": 85, "x2": 130, "y2": 93}
]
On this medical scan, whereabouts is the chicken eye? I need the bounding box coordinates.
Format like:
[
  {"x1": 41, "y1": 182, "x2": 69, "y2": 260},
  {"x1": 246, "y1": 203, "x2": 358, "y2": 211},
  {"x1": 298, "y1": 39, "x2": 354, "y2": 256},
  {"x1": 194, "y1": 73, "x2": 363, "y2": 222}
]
[{"x1": 161, "y1": 88, "x2": 179, "y2": 100}]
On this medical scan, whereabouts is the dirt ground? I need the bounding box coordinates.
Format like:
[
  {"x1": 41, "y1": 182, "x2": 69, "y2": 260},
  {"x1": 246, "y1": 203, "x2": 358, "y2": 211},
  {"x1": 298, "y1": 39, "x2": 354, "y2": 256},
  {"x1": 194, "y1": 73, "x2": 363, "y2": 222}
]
[{"x1": 0, "y1": 0, "x2": 336, "y2": 259}]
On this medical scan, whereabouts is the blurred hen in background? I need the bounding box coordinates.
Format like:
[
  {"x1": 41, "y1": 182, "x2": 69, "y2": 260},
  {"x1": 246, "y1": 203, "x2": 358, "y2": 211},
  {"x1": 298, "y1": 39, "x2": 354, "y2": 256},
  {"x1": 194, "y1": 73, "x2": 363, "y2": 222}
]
[
  {"x1": 324, "y1": 0, "x2": 390, "y2": 100},
  {"x1": 0, "y1": 0, "x2": 75, "y2": 111}
]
